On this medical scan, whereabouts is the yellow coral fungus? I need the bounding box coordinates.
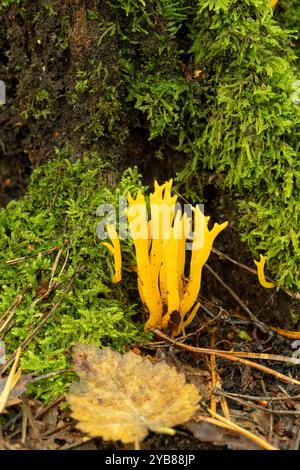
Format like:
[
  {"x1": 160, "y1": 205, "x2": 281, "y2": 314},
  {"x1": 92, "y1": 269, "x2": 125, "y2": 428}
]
[
  {"x1": 179, "y1": 207, "x2": 228, "y2": 318},
  {"x1": 254, "y1": 255, "x2": 276, "y2": 289},
  {"x1": 270, "y1": 0, "x2": 278, "y2": 7},
  {"x1": 105, "y1": 180, "x2": 227, "y2": 335},
  {"x1": 102, "y1": 224, "x2": 122, "y2": 284},
  {"x1": 126, "y1": 189, "x2": 163, "y2": 328}
]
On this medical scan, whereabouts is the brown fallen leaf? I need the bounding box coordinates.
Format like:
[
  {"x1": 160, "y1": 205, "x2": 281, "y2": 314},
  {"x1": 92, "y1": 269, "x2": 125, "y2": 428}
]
[
  {"x1": 184, "y1": 421, "x2": 261, "y2": 450},
  {"x1": 67, "y1": 344, "x2": 200, "y2": 446}
]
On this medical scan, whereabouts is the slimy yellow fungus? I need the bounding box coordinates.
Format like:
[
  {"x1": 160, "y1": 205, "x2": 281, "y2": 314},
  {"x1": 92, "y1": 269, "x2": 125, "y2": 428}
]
[
  {"x1": 180, "y1": 207, "x2": 228, "y2": 316},
  {"x1": 270, "y1": 0, "x2": 278, "y2": 7},
  {"x1": 173, "y1": 303, "x2": 201, "y2": 337},
  {"x1": 254, "y1": 255, "x2": 276, "y2": 289},
  {"x1": 126, "y1": 189, "x2": 163, "y2": 328},
  {"x1": 102, "y1": 224, "x2": 122, "y2": 284},
  {"x1": 161, "y1": 212, "x2": 181, "y2": 327},
  {"x1": 105, "y1": 180, "x2": 228, "y2": 335},
  {"x1": 182, "y1": 303, "x2": 201, "y2": 329}
]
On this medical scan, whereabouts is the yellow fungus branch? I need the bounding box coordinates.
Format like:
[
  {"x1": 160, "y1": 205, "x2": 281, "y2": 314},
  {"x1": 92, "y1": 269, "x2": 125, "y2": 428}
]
[
  {"x1": 126, "y1": 190, "x2": 163, "y2": 328},
  {"x1": 180, "y1": 207, "x2": 228, "y2": 315},
  {"x1": 254, "y1": 255, "x2": 276, "y2": 289},
  {"x1": 161, "y1": 212, "x2": 182, "y2": 328},
  {"x1": 174, "y1": 302, "x2": 201, "y2": 336},
  {"x1": 103, "y1": 224, "x2": 122, "y2": 284}
]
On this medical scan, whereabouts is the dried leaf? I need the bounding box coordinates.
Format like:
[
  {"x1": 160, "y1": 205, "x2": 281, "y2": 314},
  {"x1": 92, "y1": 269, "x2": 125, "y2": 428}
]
[
  {"x1": 67, "y1": 344, "x2": 200, "y2": 444},
  {"x1": 184, "y1": 421, "x2": 261, "y2": 450}
]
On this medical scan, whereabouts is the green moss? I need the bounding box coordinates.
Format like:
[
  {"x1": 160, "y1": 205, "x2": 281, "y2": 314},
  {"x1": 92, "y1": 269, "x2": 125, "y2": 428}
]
[
  {"x1": 69, "y1": 60, "x2": 127, "y2": 144},
  {"x1": 0, "y1": 150, "x2": 149, "y2": 401},
  {"x1": 177, "y1": 0, "x2": 300, "y2": 291},
  {"x1": 20, "y1": 88, "x2": 54, "y2": 121},
  {"x1": 0, "y1": 0, "x2": 23, "y2": 9},
  {"x1": 274, "y1": 0, "x2": 300, "y2": 62}
]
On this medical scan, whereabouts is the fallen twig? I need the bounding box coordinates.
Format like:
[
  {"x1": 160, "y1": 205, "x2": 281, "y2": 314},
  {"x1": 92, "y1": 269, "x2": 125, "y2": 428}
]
[
  {"x1": 5, "y1": 246, "x2": 61, "y2": 266},
  {"x1": 210, "y1": 332, "x2": 217, "y2": 413},
  {"x1": 214, "y1": 389, "x2": 300, "y2": 402},
  {"x1": 0, "y1": 285, "x2": 28, "y2": 333},
  {"x1": 216, "y1": 392, "x2": 300, "y2": 416}
]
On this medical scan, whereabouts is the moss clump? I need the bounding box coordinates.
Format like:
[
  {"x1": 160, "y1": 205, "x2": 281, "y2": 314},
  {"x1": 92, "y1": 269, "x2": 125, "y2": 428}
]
[
  {"x1": 0, "y1": 0, "x2": 23, "y2": 9},
  {"x1": 274, "y1": 0, "x2": 300, "y2": 61},
  {"x1": 176, "y1": 0, "x2": 300, "y2": 290},
  {"x1": 0, "y1": 150, "x2": 149, "y2": 401}
]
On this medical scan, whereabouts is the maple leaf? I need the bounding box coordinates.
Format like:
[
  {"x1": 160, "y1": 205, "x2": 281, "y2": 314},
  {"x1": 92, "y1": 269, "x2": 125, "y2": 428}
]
[{"x1": 67, "y1": 344, "x2": 200, "y2": 445}]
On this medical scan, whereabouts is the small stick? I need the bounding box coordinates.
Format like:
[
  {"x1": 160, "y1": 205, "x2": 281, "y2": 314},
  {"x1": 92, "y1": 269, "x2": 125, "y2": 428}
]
[
  {"x1": 215, "y1": 389, "x2": 300, "y2": 401},
  {"x1": 0, "y1": 285, "x2": 28, "y2": 331},
  {"x1": 197, "y1": 406, "x2": 277, "y2": 450},
  {"x1": 0, "y1": 320, "x2": 16, "y2": 340},
  {"x1": 209, "y1": 332, "x2": 230, "y2": 420},
  {"x1": 29, "y1": 281, "x2": 63, "y2": 309},
  {"x1": 218, "y1": 393, "x2": 300, "y2": 416},
  {"x1": 57, "y1": 248, "x2": 70, "y2": 279},
  {"x1": 5, "y1": 246, "x2": 60, "y2": 266},
  {"x1": 59, "y1": 437, "x2": 92, "y2": 451},
  {"x1": 220, "y1": 394, "x2": 230, "y2": 421},
  {"x1": 149, "y1": 330, "x2": 300, "y2": 365},
  {"x1": 215, "y1": 389, "x2": 300, "y2": 402},
  {"x1": 29, "y1": 368, "x2": 73, "y2": 386},
  {"x1": 48, "y1": 248, "x2": 63, "y2": 289},
  {"x1": 210, "y1": 332, "x2": 217, "y2": 413}
]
